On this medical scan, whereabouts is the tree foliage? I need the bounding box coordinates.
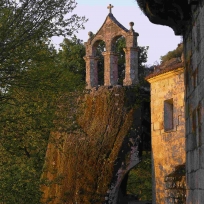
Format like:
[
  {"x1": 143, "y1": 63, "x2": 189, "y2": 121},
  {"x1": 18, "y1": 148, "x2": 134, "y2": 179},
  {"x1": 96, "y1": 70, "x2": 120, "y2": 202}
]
[
  {"x1": 127, "y1": 151, "x2": 152, "y2": 201},
  {"x1": 0, "y1": 1, "x2": 87, "y2": 202},
  {"x1": 58, "y1": 36, "x2": 86, "y2": 80},
  {"x1": 0, "y1": 0, "x2": 87, "y2": 103},
  {"x1": 160, "y1": 43, "x2": 183, "y2": 63},
  {"x1": 0, "y1": 40, "x2": 84, "y2": 203}
]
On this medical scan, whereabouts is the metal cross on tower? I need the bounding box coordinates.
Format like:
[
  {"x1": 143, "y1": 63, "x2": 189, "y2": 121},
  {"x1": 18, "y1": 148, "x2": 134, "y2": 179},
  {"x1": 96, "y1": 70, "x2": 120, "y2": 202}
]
[{"x1": 107, "y1": 4, "x2": 114, "y2": 13}]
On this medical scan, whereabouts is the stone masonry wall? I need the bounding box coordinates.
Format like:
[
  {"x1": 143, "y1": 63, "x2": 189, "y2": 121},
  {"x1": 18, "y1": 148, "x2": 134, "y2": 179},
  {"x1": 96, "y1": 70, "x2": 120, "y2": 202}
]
[
  {"x1": 148, "y1": 69, "x2": 185, "y2": 204},
  {"x1": 135, "y1": 0, "x2": 204, "y2": 203},
  {"x1": 183, "y1": 0, "x2": 204, "y2": 203}
]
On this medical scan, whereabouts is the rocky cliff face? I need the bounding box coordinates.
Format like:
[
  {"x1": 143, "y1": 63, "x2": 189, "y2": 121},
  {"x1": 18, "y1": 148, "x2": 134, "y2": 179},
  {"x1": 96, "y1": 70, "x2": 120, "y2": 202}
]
[{"x1": 41, "y1": 86, "x2": 150, "y2": 204}]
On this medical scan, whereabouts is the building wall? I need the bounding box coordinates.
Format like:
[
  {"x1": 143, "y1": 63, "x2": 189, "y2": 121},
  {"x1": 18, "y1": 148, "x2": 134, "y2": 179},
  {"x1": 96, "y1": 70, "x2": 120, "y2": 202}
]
[
  {"x1": 148, "y1": 69, "x2": 185, "y2": 204},
  {"x1": 136, "y1": 0, "x2": 204, "y2": 202},
  {"x1": 183, "y1": 0, "x2": 204, "y2": 202}
]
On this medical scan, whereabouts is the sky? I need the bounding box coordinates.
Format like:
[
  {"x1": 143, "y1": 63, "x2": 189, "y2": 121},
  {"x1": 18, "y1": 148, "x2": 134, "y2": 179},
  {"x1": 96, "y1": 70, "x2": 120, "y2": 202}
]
[{"x1": 52, "y1": 0, "x2": 182, "y2": 65}]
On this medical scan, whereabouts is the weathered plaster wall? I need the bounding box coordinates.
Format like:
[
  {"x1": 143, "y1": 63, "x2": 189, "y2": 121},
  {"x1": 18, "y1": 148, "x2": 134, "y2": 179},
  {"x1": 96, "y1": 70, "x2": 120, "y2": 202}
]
[
  {"x1": 183, "y1": 0, "x2": 204, "y2": 202},
  {"x1": 147, "y1": 69, "x2": 185, "y2": 204},
  {"x1": 41, "y1": 86, "x2": 149, "y2": 204}
]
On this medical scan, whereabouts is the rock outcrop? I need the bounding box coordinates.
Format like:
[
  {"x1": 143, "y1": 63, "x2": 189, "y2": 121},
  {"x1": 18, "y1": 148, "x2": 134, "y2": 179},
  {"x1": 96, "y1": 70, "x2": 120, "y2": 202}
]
[{"x1": 41, "y1": 86, "x2": 150, "y2": 204}]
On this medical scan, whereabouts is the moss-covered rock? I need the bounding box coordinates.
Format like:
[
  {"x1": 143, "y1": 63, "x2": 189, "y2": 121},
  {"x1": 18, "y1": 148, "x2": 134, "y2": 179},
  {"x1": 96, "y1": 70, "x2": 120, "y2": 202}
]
[{"x1": 41, "y1": 86, "x2": 149, "y2": 204}]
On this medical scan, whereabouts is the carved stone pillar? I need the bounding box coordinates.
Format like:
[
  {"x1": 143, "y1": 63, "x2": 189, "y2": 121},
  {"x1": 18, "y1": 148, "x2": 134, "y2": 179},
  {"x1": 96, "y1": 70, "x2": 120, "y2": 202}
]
[
  {"x1": 83, "y1": 56, "x2": 98, "y2": 89},
  {"x1": 103, "y1": 51, "x2": 118, "y2": 86},
  {"x1": 123, "y1": 47, "x2": 139, "y2": 86}
]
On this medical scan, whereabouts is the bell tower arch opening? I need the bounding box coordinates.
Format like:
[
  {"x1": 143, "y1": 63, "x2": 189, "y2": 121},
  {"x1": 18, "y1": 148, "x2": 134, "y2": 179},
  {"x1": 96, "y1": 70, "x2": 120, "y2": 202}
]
[
  {"x1": 93, "y1": 40, "x2": 106, "y2": 86},
  {"x1": 111, "y1": 35, "x2": 126, "y2": 86}
]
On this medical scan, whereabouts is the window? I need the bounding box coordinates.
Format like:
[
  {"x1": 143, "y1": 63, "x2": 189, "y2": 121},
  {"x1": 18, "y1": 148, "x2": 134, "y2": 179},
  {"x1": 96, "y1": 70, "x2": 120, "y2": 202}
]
[{"x1": 164, "y1": 99, "x2": 173, "y2": 131}]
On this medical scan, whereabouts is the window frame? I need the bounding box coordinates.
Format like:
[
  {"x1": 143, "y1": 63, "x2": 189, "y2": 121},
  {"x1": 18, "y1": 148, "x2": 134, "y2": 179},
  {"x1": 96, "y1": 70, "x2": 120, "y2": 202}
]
[{"x1": 164, "y1": 98, "x2": 174, "y2": 131}]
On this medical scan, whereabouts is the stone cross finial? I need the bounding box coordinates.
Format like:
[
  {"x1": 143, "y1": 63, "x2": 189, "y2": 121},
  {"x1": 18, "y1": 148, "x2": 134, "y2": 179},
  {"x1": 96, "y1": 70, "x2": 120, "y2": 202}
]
[
  {"x1": 88, "y1": 31, "x2": 93, "y2": 39},
  {"x1": 107, "y1": 4, "x2": 114, "y2": 13},
  {"x1": 129, "y1": 22, "x2": 134, "y2": 31}
]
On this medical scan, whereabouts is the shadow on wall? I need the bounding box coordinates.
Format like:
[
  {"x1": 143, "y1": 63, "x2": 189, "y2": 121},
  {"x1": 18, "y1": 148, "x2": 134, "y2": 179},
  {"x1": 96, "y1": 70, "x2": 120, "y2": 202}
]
[{"x1": 164, "y1": 164, "x2": 186, "y2": 203}]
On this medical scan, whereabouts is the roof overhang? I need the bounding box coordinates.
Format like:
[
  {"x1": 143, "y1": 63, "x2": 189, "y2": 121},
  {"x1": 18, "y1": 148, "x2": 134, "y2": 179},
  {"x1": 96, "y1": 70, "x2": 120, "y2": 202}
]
[
  {"x1": 146, "y1": 67, "x2": 184, "y2": 83},
  {"x1": 136, "y1": 0, "x2": 195, "y2": 35}
]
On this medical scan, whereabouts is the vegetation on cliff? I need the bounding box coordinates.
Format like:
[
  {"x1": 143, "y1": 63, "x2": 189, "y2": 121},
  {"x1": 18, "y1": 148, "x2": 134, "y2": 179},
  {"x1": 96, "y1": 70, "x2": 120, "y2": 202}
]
[
  {"x1": 41, "y1": 86, "x2": 149, "y2": 204},
  {"x1": 160, "y1": 43, "x2": 183, "y2": 63},
  {"x1": 40, "y1": 37, "x2": 151, "y2": 203}
]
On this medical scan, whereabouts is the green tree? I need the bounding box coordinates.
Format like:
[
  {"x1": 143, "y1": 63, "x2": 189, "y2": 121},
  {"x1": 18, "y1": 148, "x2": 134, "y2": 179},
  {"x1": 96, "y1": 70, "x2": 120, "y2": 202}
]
[
  {"x1": 0, "y1": 40, "x2": 84, "y2": 203},
  {"x1": 0, "y1": 0, "x2": 87, "y2": 202},
  {"x1": 160, "y1": 43, "x2": 183, "y2": 63},
  {"x1": 58, "y1": 36, "x2": 86, "y2": 80},
  {"x1": 0, "y1": 0, "x2": 87, "y2": 103},
  {"x1": 127, "y1": 151, "x2": 152, "y2": 201}
]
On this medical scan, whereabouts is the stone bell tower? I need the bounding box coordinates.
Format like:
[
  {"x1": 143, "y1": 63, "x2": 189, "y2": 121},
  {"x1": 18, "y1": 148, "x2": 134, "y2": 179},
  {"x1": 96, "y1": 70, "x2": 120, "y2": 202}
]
[{"x1": 84, "y1": 4, "x2": 139, "y2": 89}]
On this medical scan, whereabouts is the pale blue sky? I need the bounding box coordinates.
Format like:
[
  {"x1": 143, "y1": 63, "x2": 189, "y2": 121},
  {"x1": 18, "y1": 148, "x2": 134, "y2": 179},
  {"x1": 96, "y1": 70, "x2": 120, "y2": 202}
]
[
  {"x1": 53, "y1": 0, "x2": 182, "y2": 65},
  {"x1": 76, "y1": 0, "x2": 137, "y2": 6}
]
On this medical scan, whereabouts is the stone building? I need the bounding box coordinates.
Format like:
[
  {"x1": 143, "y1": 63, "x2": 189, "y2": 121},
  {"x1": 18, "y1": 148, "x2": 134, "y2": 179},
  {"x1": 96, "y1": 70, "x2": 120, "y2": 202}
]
[
  {"x1": 146, "y1": 58, "x2": 186, "y2": 203},
  {"x1": 83, "y1": 4, "x2": 139, "y2": 89},
  {"x1": 136, "y1": 0, "x2": 204, "y2": 203}
]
